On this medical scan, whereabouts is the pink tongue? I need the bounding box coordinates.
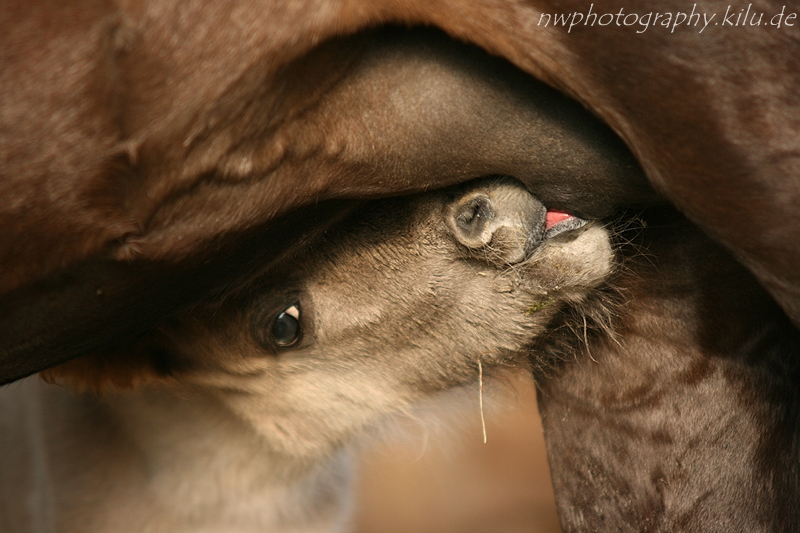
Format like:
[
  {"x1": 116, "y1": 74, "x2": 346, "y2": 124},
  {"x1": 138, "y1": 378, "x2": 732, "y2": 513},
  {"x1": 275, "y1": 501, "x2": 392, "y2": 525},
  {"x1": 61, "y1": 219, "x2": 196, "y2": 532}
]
[{"x1": 546, "y1": 210, "x2": 574, "y2": 230}]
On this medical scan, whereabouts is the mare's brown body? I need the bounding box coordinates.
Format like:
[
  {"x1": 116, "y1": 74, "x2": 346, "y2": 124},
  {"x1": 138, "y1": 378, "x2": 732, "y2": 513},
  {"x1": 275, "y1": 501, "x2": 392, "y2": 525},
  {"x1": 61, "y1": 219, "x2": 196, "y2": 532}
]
[
  {"x1": 0, "y1": 26, "x2": 653, "y2": 383},
  {"x1": 3, "y1": 1, "x2": 800, "y2": 380}
]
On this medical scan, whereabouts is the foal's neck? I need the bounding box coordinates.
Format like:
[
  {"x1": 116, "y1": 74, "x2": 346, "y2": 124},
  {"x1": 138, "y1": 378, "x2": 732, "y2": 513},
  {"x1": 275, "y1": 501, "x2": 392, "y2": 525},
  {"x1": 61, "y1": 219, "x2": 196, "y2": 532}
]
[
  {"x1": 4, "y1": 380, "x2": 355, "y2": 533},
  {"x1": 106, "y1": 385, "x2": 356, "y2": 532}
]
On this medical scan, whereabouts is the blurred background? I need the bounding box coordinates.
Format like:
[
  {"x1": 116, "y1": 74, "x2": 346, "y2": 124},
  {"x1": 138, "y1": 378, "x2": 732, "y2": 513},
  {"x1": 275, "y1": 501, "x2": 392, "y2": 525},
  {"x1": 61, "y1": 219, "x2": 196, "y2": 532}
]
[{"x1": 354, "y1": 373, "x2": 561, "y2": 533}]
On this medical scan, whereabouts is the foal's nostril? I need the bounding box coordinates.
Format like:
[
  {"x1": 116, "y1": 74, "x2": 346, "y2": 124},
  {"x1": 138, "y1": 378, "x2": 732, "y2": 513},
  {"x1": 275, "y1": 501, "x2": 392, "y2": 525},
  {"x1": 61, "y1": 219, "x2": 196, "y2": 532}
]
[
  {"x1": 454, "y1": 196, "x2": 495, "y2": 245},
  {"x1": 446, "y1": 177, "x2": 547, "y2": 266}
]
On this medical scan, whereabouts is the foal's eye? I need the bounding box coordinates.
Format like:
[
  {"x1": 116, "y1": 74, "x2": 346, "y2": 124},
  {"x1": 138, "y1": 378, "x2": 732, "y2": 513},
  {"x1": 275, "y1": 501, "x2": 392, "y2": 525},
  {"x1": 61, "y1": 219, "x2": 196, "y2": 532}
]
[{"x1": 272, "y1": 304, "x2": 301, "y2": 347}]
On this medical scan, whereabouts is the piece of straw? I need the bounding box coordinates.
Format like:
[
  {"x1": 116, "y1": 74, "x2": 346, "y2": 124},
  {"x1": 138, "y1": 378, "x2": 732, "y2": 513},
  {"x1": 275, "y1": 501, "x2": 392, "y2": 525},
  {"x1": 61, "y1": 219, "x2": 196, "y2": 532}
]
[{"x1": 478, "y1": 357, "x2": 487, "y2": 444}]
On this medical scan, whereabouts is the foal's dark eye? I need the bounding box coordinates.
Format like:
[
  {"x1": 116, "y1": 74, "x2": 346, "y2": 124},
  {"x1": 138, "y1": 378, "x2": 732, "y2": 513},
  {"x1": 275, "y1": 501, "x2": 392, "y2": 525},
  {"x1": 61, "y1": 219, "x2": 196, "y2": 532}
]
[{"x1": 272, "y1": 304, "x2": 301, "y2": 347}]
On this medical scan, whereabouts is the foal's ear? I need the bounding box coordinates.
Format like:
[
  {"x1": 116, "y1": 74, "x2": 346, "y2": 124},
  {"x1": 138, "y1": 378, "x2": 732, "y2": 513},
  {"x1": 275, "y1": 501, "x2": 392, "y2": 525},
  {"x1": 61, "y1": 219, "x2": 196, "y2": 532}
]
[{"x1": 39, "y1": 335, "x2": 176, "y2": 393}]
